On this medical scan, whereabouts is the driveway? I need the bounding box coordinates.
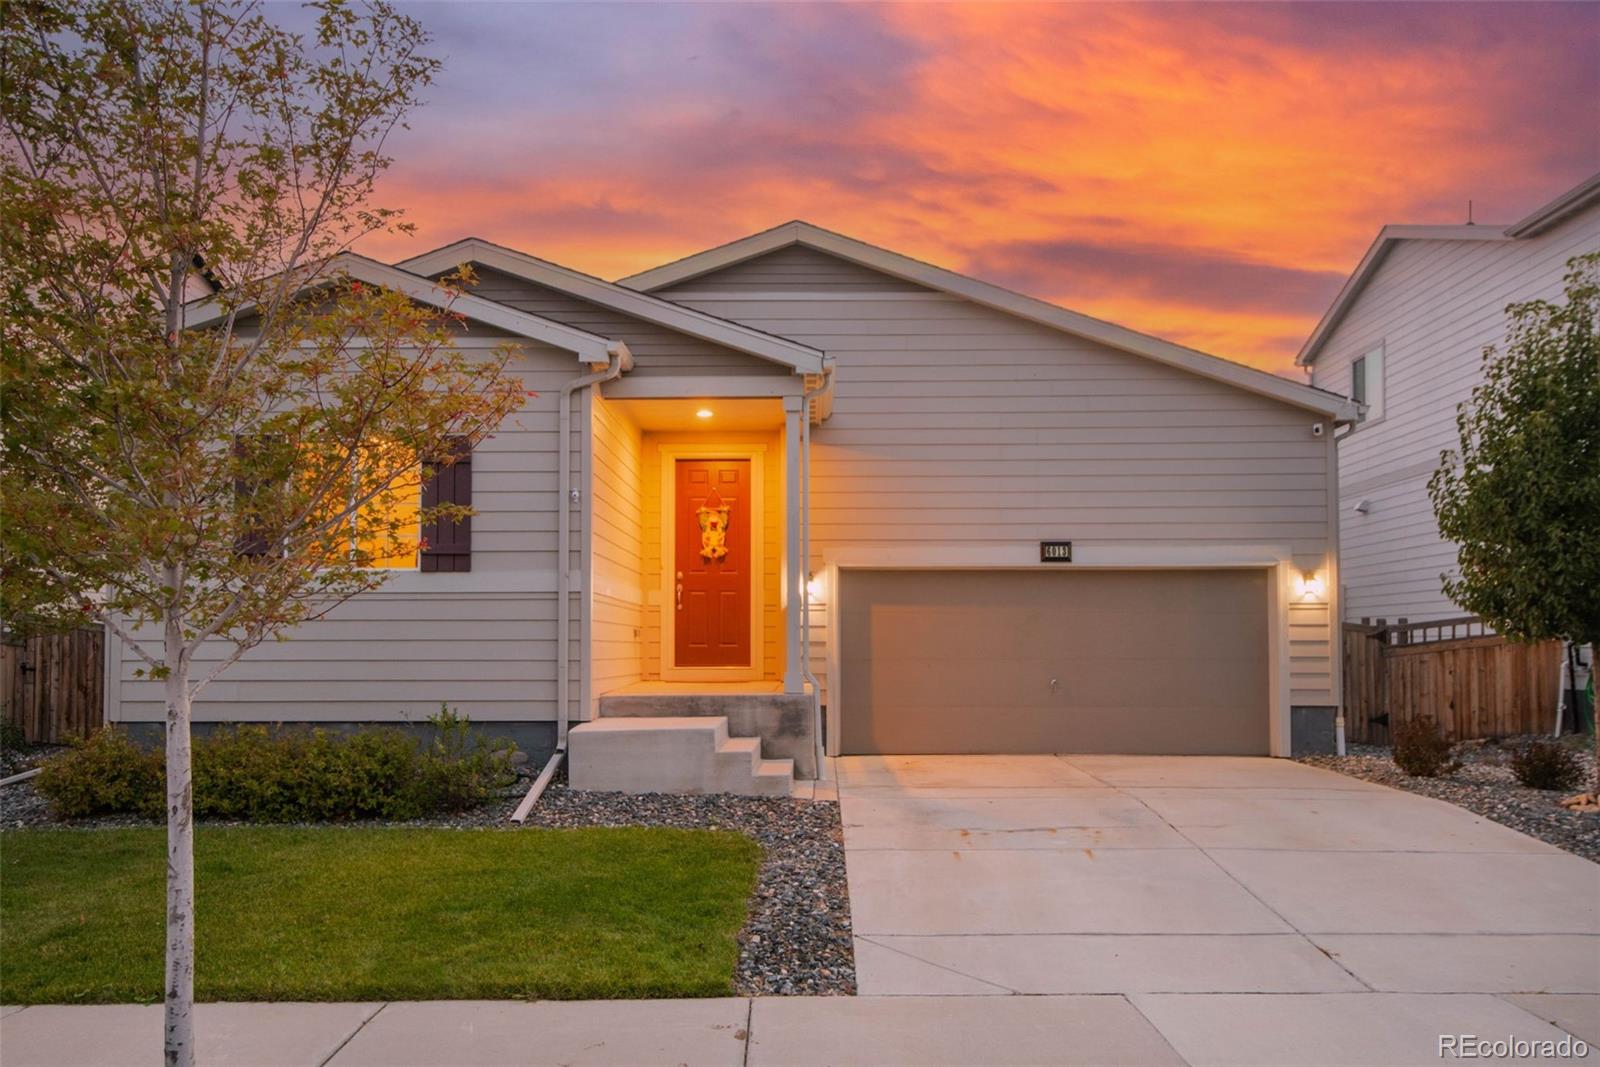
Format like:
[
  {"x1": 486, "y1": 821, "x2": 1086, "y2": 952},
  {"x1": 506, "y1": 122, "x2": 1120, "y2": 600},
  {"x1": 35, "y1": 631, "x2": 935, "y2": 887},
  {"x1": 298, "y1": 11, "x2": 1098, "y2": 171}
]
[{"x1": 838, "y1": 754, "x2": 1599, "y2": 1065}]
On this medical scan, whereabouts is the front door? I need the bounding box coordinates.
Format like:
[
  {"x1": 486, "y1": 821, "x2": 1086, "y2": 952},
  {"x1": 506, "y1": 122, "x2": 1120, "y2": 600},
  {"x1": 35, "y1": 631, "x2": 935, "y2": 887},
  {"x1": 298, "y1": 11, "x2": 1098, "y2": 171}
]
[{"x1": 674, "y1": 458, "x2": 753, "y2": 668}]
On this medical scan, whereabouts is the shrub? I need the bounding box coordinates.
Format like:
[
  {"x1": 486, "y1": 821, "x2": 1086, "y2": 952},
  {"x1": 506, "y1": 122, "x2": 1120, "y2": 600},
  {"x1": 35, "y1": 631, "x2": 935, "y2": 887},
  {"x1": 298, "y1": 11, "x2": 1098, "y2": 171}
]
[
  {"x1": 1391, "y1": 717, "x2": 1460, "y2": 777},
  {"x1": 414, "y1": 707, "x2": 516, "y2": 813},
  {"x1": 36, "y1": 712, "x2": 515, "y2": 822},
  {"x1": 35, "y1": 728, "x2": 164, "y2": 819},
  {"x1": 0, "y1": 719, "x2": 25, "y2": 752},
  {"x1": 1509, "y1": 739, "x2": 1584, "y2": 791}
]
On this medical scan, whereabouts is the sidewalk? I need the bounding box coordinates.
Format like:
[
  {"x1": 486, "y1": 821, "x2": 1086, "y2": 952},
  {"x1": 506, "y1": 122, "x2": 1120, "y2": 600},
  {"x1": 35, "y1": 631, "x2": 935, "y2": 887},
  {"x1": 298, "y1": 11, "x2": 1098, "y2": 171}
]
[{"x1": 3, "y1": 992, "x2": 1593, "y2": 1067}]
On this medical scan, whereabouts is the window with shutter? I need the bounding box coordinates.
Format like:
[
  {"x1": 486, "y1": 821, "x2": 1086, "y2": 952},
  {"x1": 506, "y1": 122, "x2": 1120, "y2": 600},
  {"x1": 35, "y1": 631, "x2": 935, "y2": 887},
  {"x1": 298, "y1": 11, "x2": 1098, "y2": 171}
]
[
  {"x1": 421, "y1": 437, "x2": 471, "y2": 572},
  {"x1": 233, "y1": 435, "x2": 276, "y2": 557}
]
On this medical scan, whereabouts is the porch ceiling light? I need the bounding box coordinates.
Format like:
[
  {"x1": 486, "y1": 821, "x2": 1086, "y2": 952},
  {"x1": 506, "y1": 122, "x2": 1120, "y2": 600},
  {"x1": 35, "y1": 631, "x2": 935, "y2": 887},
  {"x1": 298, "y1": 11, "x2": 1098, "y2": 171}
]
[{"x1": 695, "y1": 408, "x2": 714, "y2": 419}]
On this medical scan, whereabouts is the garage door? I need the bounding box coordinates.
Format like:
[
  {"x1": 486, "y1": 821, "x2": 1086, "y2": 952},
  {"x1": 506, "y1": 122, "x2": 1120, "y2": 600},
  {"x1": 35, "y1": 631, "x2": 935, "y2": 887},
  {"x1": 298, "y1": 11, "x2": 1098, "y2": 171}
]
[{"x1": 838, "y1": 569, "x2": 1269, "y2": 755}]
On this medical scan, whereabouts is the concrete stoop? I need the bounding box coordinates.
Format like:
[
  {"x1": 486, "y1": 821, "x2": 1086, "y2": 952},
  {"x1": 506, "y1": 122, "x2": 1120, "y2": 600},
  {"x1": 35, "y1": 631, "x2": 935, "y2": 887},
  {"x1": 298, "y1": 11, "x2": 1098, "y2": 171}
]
[
  {"x1": 567, "y1": 716, "x2": 795, "y2": 797},
  {"x1": 597, "y1": 690, "x2": 817, "y2": 778}
]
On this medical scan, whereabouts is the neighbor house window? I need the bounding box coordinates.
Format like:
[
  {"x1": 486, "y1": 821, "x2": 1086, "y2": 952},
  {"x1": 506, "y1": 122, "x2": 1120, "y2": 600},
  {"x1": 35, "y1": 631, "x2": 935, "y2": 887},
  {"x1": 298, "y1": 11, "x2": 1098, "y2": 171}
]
[{"x1": 1351, "y1": 346, "x2": 1384, "y2": 421}]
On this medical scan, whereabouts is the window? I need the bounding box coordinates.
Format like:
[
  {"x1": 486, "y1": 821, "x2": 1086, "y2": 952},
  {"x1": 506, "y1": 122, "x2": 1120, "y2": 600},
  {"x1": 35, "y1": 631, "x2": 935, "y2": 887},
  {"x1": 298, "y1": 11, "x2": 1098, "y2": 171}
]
[
  {"x1": 1351, "y1": 346, "x2": 1384, "y2": 421},
  {"x1": 236, "y1": 435, "x2": 468, "y2": 571},
  {"x1": 351, "y1": 440, "x2": 421, "y2": 569}
]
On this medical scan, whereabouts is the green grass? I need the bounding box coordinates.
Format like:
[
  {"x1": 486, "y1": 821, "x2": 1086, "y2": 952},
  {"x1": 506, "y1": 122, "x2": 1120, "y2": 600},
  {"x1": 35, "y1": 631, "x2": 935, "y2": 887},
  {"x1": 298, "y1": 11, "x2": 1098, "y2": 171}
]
[{"x1": 0, "y1": 826, "x2": 761, "y2": 1003}]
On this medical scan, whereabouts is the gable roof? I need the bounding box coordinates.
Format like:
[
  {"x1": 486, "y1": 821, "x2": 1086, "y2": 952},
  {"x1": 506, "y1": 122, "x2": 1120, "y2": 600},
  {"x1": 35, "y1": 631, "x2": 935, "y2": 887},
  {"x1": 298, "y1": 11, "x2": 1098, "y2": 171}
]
[
  {"x1": 397, "y1": 237, "x2": 826, "y2": 375},
  {"x1": 1297, "y1": 170, "x2": 1600, "y2": 366},
  {"x1": 184, "y1": 253, "x2": 628, "y2": 366},
  {"x1": 620, "y1": 221, "x2": 1355, "y2": 419}
]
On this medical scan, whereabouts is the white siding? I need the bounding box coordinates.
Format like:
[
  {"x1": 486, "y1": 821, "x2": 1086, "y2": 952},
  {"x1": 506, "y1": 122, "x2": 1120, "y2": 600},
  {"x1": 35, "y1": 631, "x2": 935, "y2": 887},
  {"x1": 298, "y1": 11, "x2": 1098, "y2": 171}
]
[
  {"x1": 670, "y1": 252, "x2": 1339, "y2": 708},
  {"x1": 1311, "y1": 203, "x2": 1600, "y2": 622},
  {"x1": 112, "y1": 333, "x2": 580, "y2": 725}
]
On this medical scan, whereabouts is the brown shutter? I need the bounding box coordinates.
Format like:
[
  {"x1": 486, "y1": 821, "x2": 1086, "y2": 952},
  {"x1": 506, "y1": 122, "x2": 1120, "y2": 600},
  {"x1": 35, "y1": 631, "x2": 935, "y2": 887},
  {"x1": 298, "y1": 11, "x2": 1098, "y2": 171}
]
[
  {"x1": 234, "y1": 436, "x2": 271, "y2": 557},
  {"x1": 421, "y1": 437, "x2": 471, "y2": 573}
]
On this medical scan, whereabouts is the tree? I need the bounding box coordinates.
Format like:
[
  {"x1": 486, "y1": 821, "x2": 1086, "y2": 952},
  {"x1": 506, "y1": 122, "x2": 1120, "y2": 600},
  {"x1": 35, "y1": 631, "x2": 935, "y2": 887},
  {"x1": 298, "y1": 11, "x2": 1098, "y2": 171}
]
[
  {"x1": 1430, "y1": 252, "x2": 1600, "y2": 781},
  {"x1": 1, "y1": 4, "x2": 521, "y2": 1063}
]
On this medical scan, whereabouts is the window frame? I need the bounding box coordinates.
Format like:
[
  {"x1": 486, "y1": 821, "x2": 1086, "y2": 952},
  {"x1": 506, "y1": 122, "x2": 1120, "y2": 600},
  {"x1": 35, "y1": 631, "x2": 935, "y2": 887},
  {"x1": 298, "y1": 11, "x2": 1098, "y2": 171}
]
[{"x1": 1350, "y1": 343, "x2": 1386, "y2": 424}]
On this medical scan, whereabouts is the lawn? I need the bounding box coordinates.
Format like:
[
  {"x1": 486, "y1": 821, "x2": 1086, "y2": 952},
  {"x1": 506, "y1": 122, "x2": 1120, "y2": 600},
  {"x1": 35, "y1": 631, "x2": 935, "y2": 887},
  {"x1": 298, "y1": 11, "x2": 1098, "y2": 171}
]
[{"x1": 0, "y1": 826, "x2": 761, "y2": 1003}]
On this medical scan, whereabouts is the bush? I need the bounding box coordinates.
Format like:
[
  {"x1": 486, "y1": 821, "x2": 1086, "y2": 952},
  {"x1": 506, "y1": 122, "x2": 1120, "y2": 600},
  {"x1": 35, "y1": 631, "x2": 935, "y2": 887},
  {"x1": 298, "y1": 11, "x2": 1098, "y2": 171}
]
[
  {"x1": 1509, "y1": 739, "x2": 1584, "y2": 791},
  {"x1": 0, "y1": 719, "x2": 26, "y2": 752},
  {"x1": 36, "y1": 710, "x2": 514, "y2": 822},
  {"x1": 34, "y1": 728, "x2": 164, "y2": 818},
  {"x1": 1391, "y1": 717, "x2": 1460, "y2": 777}
]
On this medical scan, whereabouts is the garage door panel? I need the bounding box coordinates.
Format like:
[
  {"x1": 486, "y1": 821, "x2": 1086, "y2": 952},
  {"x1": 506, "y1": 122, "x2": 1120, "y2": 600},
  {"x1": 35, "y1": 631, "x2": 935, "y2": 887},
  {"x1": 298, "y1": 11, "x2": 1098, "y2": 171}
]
[{"x1": 838, "y1": 569, "x2": 1269, "y2": 756}]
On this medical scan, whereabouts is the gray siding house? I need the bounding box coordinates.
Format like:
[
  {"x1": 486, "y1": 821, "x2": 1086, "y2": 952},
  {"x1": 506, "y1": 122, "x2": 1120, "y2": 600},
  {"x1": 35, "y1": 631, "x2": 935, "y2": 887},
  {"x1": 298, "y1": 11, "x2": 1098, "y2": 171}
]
[
  {"x1": 1299, "y1": 172, "x2": 1600, "y2": 624},
  {"x1": 112, "y1": 224, "x2": 1356, "y2": 788}
]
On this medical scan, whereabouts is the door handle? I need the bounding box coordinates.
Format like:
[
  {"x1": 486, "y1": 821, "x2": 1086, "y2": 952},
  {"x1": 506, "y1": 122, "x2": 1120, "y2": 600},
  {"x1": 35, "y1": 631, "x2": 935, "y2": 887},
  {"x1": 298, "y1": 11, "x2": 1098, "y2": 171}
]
[{"x1": 676, "y1": 572, "x2": 684, "y2": 611}]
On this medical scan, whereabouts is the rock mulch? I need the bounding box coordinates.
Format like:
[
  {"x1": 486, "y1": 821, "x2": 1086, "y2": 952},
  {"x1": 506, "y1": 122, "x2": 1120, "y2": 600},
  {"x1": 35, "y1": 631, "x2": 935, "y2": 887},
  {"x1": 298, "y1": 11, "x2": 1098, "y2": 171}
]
[
  {"x1": 0, "y1": 766, "x2": 855, "y2": 997},
  {"x1": 1301, "y1": 738, "x2": 1600, "y2": 863},
  {"x1": 0, "y1": 742, "x2": 61, "y2": 780}
]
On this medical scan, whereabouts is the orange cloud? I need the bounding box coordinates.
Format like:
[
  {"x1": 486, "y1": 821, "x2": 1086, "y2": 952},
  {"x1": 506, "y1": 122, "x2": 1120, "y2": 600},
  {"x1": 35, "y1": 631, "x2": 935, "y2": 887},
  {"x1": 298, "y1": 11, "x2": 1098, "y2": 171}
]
[{"x1": 356, "y1": 2, "x2": 1597, "y2": 376}]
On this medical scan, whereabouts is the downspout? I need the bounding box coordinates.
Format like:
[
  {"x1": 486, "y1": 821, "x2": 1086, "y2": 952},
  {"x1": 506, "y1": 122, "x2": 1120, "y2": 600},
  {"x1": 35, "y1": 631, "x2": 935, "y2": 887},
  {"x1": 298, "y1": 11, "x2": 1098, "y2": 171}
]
[
  {"x1": 513, "y1": 341, "x2": 629, "y2": 822},
  {"x1": 799, "y1": 365, "x2": 834, "y2": 781}
]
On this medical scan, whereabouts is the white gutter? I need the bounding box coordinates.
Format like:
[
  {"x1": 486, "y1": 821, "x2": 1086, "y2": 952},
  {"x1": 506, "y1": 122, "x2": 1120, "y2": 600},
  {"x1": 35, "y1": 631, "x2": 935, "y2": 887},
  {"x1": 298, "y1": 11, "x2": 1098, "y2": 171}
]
[
  {"x1": 798, "y1": 366, "x2": 834, "y2": 780},
  {"x1": 514, "y1": 341, "x2": 630, "y2": 822}
]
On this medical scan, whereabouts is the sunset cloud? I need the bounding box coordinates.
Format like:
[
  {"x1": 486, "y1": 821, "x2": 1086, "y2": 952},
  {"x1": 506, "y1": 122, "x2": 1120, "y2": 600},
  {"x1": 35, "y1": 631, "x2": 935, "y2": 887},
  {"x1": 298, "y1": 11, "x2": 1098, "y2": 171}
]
[{"x1": 350, "y1": 2, "x2": 1599, "y2": 375}]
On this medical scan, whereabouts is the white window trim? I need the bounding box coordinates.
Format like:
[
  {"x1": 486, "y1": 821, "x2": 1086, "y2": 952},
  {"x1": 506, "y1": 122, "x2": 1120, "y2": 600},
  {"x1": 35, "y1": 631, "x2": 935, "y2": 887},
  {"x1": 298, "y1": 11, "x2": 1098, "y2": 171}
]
[{"x1": 1352, "y1": 343, "x2": 1387, "y2": 426}]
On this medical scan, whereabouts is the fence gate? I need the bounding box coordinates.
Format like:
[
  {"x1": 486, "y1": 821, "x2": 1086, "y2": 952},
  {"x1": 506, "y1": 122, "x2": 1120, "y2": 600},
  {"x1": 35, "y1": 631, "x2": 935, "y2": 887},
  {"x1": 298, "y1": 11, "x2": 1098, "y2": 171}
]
[
  {"x1": 1, "y1": 627, "x2": 106, "y2": 744},
  {"x1": 1341, "y1": 617, "x2": 1562, "y2": 744}
]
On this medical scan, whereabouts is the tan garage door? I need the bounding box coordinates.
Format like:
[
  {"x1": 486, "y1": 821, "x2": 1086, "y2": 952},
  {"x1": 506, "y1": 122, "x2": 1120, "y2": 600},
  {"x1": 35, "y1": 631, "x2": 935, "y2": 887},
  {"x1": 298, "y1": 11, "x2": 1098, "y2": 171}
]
[{"x1": 838, "y1": 569, "x2": 1269, "y2": 755}]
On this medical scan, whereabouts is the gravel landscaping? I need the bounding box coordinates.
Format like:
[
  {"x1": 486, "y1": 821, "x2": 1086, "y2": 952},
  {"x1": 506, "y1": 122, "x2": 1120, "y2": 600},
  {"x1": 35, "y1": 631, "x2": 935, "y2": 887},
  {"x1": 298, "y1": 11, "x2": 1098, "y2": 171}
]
[
  {"x1": 0, "y1": 764, "x2": 854, "y2": 997},
  {"x1": 1301, "y1": 738, "x2": 1600, "y2": 863}
]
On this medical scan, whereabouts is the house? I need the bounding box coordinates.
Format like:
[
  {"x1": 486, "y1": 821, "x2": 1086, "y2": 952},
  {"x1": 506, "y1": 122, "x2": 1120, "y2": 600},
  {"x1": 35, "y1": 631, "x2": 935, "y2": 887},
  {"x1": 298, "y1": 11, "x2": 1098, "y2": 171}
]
[
  {"x1": 1298, "y1": 171, "x2": 1600, "y2": 625},
  {"x1": 110, "y1": 223, "x2": 1357, "y2": 791}
]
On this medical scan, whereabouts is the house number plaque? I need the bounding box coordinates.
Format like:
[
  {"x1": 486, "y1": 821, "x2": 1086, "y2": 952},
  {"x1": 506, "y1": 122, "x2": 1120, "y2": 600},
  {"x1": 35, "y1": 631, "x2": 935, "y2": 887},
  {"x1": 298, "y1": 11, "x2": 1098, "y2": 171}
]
[{"x1": 1039, "y1": 541, "x2": 1073, "y2": 563}]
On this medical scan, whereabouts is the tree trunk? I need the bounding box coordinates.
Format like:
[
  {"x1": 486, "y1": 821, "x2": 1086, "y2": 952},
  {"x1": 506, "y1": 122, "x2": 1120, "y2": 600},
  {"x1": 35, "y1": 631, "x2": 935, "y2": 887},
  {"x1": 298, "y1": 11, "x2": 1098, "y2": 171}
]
[{"x1": 163, "y1": 612, "x2": 196, "y2": 1067}]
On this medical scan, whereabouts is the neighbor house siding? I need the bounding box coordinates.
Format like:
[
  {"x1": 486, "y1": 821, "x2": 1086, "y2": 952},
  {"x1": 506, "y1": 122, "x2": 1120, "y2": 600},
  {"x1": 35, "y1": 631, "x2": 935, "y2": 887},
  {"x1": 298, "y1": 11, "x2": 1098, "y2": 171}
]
[
  {"x1": 668, "y1": 253, "x2": 1339, "y2": 708},
  {"x1": 111, "y1": 333, "x2": 578, "y2": 725},
  {"x1": 1310, "y1": 203, "x2": 1600, "y2": 622},
  {"x1": 587, "y1": 393, "x2": 646, "y2": 711}
]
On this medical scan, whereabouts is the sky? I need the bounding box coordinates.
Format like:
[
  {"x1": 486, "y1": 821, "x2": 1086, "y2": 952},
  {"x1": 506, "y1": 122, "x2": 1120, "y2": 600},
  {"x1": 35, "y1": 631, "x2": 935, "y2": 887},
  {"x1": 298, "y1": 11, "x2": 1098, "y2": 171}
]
[{"x1": 346, "y1": 1, "x2": 1600, "y2": 377}]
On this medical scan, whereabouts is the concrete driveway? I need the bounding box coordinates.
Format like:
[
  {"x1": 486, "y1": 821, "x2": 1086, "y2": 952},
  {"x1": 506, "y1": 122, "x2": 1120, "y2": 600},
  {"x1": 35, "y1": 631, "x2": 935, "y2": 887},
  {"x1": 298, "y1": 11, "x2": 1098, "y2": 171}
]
[{"x1": 838, "y1": 754, "x2": 1599, "y2": 1065}]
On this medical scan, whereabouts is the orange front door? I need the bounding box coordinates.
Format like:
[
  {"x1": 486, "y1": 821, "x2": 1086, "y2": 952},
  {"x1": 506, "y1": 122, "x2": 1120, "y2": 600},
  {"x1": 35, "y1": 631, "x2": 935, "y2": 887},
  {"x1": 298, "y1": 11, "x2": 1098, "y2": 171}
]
[{"x1": 674, "y1": 458, "x2": 752, "y2": 668}]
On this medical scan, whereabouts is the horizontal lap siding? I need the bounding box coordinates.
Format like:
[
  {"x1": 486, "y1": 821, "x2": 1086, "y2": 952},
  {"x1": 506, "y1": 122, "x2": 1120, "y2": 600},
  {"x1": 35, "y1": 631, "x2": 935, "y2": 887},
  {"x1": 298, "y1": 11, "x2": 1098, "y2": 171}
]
[
  {"x1": 658, "y1": 243, "x2": 934, "y2": 293},
  {"x1": 672, "y1": 269, "x2": 1337, "y2": 707},
  {"x1": 463, "y1": 267, "x2": 789, "y2": 378},
  {"x1": 112, "y1": 336, "x2": 576, "y2": 725},
  {"x1": 588, "y1": 394, "x2": 645, "y2": 711},
  {"x1": 1310, "y1": 204, "x2": 1600, "y2": 621}
]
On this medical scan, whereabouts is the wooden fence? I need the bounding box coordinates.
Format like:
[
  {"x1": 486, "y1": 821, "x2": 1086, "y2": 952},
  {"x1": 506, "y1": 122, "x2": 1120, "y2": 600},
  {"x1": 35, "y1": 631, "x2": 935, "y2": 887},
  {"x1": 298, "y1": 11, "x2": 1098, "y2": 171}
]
[
  {"x1": 1341, "y1": 616, "x2": 1562, "y2": 744},
  {"x1": 1, "y1": 627, "x2": 106, "y2": 744}
]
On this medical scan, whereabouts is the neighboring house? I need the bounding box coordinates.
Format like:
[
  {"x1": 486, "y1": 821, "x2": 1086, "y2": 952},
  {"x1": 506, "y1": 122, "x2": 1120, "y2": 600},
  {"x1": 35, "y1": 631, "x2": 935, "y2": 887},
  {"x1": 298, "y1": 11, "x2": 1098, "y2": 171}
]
[
  {"x1": 110, "y1": 222, "x2": 1357, "y2": 788},
  {"x1": 1299, "y1": 171, "x2": 1600, "y2": 625}
]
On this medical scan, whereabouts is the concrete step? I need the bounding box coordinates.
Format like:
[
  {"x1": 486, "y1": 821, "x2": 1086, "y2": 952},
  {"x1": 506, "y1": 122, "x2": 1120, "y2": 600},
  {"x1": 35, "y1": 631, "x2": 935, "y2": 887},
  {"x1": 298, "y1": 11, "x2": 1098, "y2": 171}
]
[
  {"x1": 596, "y1": 690, "x2": 818, "y2": 780},
  {"x1": 753, "y1": 758, "x2": 796, "y2": 798},
  {"x1": 568, "y1": 715, "x2": 796, "y2": 797}
]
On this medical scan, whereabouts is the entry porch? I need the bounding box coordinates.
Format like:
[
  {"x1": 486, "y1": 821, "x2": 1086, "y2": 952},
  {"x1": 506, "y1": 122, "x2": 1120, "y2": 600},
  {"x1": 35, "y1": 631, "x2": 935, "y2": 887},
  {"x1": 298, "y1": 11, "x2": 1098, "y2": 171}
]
[{"x1": 577, "y1": 375, "x2": 828, "y2": 786}]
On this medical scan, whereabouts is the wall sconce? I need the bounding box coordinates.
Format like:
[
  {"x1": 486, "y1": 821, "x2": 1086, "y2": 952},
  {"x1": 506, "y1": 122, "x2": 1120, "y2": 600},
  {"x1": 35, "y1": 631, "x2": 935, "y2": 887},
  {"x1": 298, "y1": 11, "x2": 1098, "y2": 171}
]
[
  {"x1": 695, "y1": 408, "x2": 714, "y2": 419},
  {"x1": 806, "y1": 572, "x2": 827, "y2": 601},
  {"x1": 1294, "y1": 572, "x2": 1327, "y2": 602}
]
